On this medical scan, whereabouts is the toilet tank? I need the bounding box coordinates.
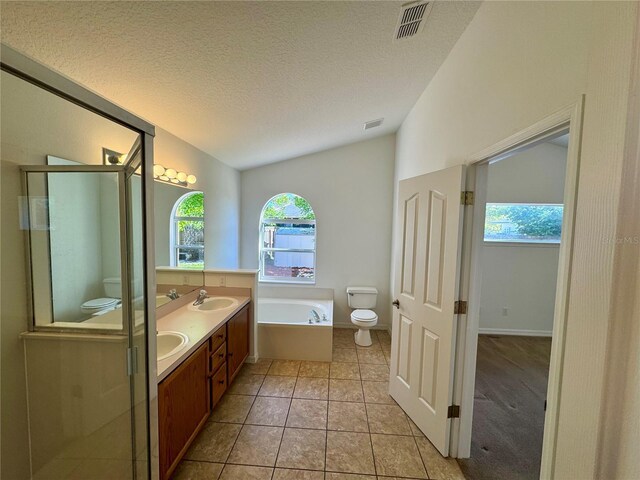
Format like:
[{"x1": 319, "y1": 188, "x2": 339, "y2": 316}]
[
  {"x1": 346, "y1": 286, "x2": 378, "y2": 309},
  {"x1": 103, "y1": 277, "x2": 122, "y2": 298}
]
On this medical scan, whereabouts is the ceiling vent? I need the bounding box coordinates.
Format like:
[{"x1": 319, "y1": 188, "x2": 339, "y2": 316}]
[
  {"x1": 364, "y1": 118, "x2": 384, "y2": 130},
  {"x1": 394, "y1": 1, "x2": 433, "y2": 41}
]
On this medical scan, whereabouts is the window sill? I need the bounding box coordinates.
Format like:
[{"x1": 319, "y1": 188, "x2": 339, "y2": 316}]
[
  {"x1": 259, "y1": 278, "x2": 316, "y2": 285},
  {"x1": 483, "y1": 241, "x2": 560, "y2": 248}
]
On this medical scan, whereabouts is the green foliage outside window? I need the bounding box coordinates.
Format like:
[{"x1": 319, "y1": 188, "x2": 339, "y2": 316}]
[
  {"x1": 263, "y1": 193, "x2": 315, "y2": 220},
  {"x1": 485, "y1": 203, "x2": 563, "y2": 242}
]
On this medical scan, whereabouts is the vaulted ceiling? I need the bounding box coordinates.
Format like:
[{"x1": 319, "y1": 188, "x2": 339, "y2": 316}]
[{"x1": 1, "y1": 1, "x2": 480, "y2": 169}]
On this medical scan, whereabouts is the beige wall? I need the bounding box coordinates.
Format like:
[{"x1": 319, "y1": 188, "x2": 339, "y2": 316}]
[
  {"x1": 393, "y1": 1, "x2": 637, "y2": 478},
  {"x1": 240, "y1": 134, "x2": 396, "y2": 327},
  {"x1": 480, "y1": 142, "x2": 567, "y2": 335}
]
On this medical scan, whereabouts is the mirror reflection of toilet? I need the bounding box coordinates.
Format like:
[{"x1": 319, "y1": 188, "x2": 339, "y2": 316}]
[
  {"x1": 346, "y1": 286, "x2": 378, "y2": 347},
  {"x1": 81, "y1": 277, "x2": 121, "y2": 315}
]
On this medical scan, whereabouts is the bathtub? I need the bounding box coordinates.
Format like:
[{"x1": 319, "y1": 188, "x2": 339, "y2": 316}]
[{"x1": 258, "y1": 298, "x2": 333, "y2": 362}]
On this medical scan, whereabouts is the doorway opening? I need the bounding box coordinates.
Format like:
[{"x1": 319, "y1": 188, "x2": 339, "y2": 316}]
[{"x1": 457, "y1": 134, "x2": 569, "y2": 480}]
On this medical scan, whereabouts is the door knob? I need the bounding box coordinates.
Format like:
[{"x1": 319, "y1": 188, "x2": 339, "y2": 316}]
[{"x1": 392, "y1": 299, "x2": 400, "y2": 309}]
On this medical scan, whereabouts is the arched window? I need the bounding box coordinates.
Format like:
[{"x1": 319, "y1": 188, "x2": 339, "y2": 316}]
[
  {"x1": 170, "y1": 191, "x2": 204, "y2": 269},
  {"x1": 259, "y1": 193, "x2": 315, "y2": 283}
]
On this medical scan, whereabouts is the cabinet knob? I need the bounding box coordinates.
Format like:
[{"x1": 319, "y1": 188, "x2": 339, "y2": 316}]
[
  {"x1": 218, "y1": 334, "x2": 224, "y2": 339},
  {"x1": 228, "y1": 352, "x2": 233, "y2": 357},
  {"x1": 218, "y1": 380, "x2": 225, "y2": 385},
  {"x1": 219, "y1": 353, "x2": 224, "y2": 358}
]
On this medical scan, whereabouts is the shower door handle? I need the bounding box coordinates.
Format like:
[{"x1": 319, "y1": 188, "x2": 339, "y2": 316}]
[{"x1": 392, "y1": 299, "x2": 400, "y2": 309}]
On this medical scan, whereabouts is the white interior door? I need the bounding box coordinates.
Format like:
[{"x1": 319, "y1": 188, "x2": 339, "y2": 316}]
[{"x1": 389, "y1": 165, "x2": 465, "y2": 456}]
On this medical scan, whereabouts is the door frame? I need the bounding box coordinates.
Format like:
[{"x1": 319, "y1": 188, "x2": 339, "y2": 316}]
[{"x1": 450, "y1": 97, "x2": 585, "y2": 480}]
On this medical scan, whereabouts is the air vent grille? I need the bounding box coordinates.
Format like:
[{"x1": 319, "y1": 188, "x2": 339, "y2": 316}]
[
  {"x1": 394, "y1": 1, "x2": 432, "y2": 41},
  {"x1": 364, "y1": 118, "x2": 384, "y2": 130}
]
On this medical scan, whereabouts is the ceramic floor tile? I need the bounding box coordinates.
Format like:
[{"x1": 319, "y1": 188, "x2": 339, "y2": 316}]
[
  {"x1": 219, "y1": 464, "x2": 274, "y2": 480},
  {"x1": 408, "y1": 418, "x2": 426, "y2": 438},
  {"x1": 382, "y1": 349, "x2": 392, "y2": 365},
  {"x1": 245, "y1": 396, "x2": 291, "y2": 426},
  {"x1": 358, "y1": 364, "x2": 389, "y2": 382},
  {"x1": 332, "y1": 348, "x2": 358, "y2": 362},
  {"x1": 273, "y1": 468, "x2": 324, "y2": 480},
  {"x1": 333, "y1": 328, "x2": 356, "y2": 338},
  {"x1": 210, "y1": 394, "x2": 255, "y2": 423},
  {"x1": 276, "y1": 427, "x2": 326, "y2": 470},
  {"x1": 370, "y1": 434, "x2": 427, "y2": 479},
  {"x1": 227, "y1": 425, "x2": 283, "y2": 467},
  {"x1": 258, "y1": 376, "x2": 297, "y2": 397},
  {"x1": 268, "y1": 360, "x2": 301, "y2": 376},
  {"x1": 375, "y1": 330, "x2": 392, "y2": 345},
  {"x1": 325, "y1": 474, "x2": 376, "y2": 480},
  {"x1": 298, "y1": 361, "x2": 331, "y2": 378},
  {"x1": 327, "y1": 401, "x2": 369, "y2": 432},
  {"x1": 365, "y1": 404, "x2": 411, "y2": 435},
  {"x1": 329, "y1": 379, "x2": 364, "y2": 402},
  {"x1": 362, "y1": 381, "x2": 395, "y2": 405},
  {"x1": 333, "y1": 337, "x2": 357, "y2": 349},
  {"x1": 330, "y1": 362, "x2": 361, "y2": 380},
  {"x1": 415, "y1": 436, "x2": 466, "y2": 480},
  {"x1": 227, "y1": 373, "x2": 265, "y2": 396},
  {"x1": 172, "y1": 460, "x2": 224, "y2": 480},
  {"x1": 293, "y1": 377, "x2": 329, "y2": 400},
  {"x1": 184, "y1": 422, "x2": 241, "y2": 463},
  {"x1": 242, "y1": 358, "x2": 273, "y2": 375},
  {"x1": 325, "y1": 431, "x2": 375, "y2": 475},
  {"x1": 286, "y1": 399, "x2": 328, "y2": 429},
  {"x1": 356, "y1": 348, "x2": 387, "y2": 365}
]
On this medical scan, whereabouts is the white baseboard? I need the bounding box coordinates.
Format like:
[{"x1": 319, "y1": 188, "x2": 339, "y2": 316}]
[{"x1": 478, "y1": 327, "x2": 552, "y2": 337}]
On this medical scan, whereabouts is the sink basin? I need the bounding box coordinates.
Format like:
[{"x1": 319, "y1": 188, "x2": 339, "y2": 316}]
[
  {"x1": 194, "y1": 297, "x2": 238, "y2": 312},
  {"x1": 157, "y1": 331, "x2": 188, "y2": 361}
]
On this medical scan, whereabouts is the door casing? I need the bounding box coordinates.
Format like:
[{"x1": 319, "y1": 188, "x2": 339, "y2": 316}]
[{"x1": 450, "y1": 97, "x2": 585, "y2": 480}]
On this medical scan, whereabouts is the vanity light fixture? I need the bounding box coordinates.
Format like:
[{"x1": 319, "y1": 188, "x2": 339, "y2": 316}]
[{"x1": 103, "y1": 147, "x2": 197, "y2": 188}]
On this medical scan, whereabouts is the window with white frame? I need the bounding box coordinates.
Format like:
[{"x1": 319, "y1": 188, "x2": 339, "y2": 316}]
[
  {"x1": 170, "y1": 191, "x2": 204, "y2": 269},
  {"x1": 484, "y1": 203, "x2": 564, "y2": 244},
  {"x1": 259, "y1": 193, "x2": 315, "y2": 283}
]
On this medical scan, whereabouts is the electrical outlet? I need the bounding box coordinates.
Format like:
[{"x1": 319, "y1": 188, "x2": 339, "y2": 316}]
[
  {"x1": 219, "y1": 276, "x2": 226, "y2": 287},
  {"x1": 502, "y1": 307, "x2": 509, "y2": 316},
  {"x1": 183, "y1": 275, "x2": 189, "y2": 285}
]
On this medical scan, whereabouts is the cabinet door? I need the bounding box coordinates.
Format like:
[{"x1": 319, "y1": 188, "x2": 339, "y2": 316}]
[
  {"x1": 158, "y1": 343, "x2": 210, "y2": 480},
  {"x1": 228, "y1": 305, "x2": 250, "y2": 382}
]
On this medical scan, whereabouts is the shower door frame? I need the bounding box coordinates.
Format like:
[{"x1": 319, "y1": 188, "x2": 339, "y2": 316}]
[{"x1": 1, "y1": 43, "x2": 159, "y2": 480}]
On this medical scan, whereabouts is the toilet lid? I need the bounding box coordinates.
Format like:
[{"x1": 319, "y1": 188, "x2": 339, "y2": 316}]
[
  {"x1": 82, "y1": 298, "x2": 118, "y2": 309},
  {"x1": 352, "y1": 309, "x2": 377, "y2": 322}
]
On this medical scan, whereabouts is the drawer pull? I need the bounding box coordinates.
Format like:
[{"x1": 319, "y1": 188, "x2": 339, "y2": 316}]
[
  {"x1": 218, "y1": 380, "x2": 225, "y2": 385},
  {"x1": 217, "y1": 334, "x2": 224, "y2": 339},
  {"x1": 228, "y1": 352, "x2": 233, "y2": 357},
  {"x1": 219, "y1": 353, "x2": 224, "y2": 358}
]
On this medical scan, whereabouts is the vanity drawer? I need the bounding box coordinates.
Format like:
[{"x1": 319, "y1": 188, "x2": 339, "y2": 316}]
[
  {"x1": 210, "y1": 325, "x2": 226, "y2": 352},
  {"x1": 210, "y1": 342, "x2": 226, "y2": 374},
  {"x1": 211, "y1": 363, "x2": 227, "y2": 408}
]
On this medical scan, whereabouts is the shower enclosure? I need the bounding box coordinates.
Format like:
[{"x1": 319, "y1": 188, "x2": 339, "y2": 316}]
[{"x1": 1, "y1": 45, "x2": 157, "y2": 480}]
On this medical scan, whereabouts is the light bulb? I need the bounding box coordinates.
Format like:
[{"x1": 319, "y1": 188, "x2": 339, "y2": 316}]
[
  {"x1": 153, "y1": 164, "x2": 165, "y2": 176},
  {"x1": 177, "y1": 171, "x2": 187, "y2": 182},
  {"x1": 170, "y1": 178, "x2": 180, "y2": 184},
  {"x1": 186, "y1": 174, "x2": 197, "y2": 185},
  {"x1": 165, "y1": 168, "x2": 177, "y2": 179},
  {"x1": 159, "y1": 175, "x2": 169, "y2": 181}
]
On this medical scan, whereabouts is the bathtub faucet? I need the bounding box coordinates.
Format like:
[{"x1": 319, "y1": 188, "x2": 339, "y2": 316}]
[
  {"x1": 310, "y1": 309, "x2": 321, "y2": 323},
  {"x1": 193, "y1": 290, "x2": 208, "y2": 306}
]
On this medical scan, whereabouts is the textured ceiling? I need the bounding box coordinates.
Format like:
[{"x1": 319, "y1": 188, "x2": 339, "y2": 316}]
[{"x1": 1, "y1": 1, "x2": 480, "y2": 169}]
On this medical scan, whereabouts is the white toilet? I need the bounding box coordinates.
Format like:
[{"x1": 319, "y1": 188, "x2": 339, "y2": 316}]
[
  {"x1": 346, "y1": 286, "x2": 378, "y2": 347},
  {"x1": 81, "y1": 277, "x2": 121, "y2": 315}
]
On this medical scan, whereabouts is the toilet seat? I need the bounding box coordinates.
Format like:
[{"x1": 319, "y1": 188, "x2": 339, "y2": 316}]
[
  {"x1": 82, "y1": 297, "x2": 119, "y2": 313},
  {"x1": 351, "y1": 309, "x2": 378, "y2": 322}
]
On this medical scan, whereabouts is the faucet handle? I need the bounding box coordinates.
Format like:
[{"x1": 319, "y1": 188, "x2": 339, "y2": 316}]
[{"x1": 199, "y1": 289, "x2": 208, "y2": 297}]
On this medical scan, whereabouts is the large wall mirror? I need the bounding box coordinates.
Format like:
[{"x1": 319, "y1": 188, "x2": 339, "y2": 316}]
[{"x1": 154, "y1": 182, "x2": 204, "y2": 307}]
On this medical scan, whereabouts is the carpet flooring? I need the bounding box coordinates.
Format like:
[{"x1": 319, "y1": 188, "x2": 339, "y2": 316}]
[{"x1": 457, "y1": 335, "x2": 552, "y2": 480}]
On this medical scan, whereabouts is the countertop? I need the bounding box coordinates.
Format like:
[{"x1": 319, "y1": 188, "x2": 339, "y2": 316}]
[{"x1": 156, "y1": 295, "x2": 250, "y2": 382}]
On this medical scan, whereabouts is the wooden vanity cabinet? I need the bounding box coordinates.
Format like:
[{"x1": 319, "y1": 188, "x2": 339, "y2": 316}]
[
  {"x1": 158, "y1": 342, "x2": 210, "y2": 480},
  {"x1": 227, "y1": 304, "x2": 250, "y2": 382}
]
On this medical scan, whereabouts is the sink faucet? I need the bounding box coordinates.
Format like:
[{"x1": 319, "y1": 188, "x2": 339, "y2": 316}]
[
  {"x1": 193, "y1": 290, "x2": 208, "y2": 306},
  {"x1": 310, "y1": 309, "x2": 321, "y2": 323},
  {"x1": 166, "y1": 289, "x2": 179, "y2": 300}
]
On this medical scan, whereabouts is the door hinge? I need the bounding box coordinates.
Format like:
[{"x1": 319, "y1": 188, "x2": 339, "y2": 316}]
[
  {"x1": 454, "y1": 300, "x2": 468, "y2": 315},
  {"x1": 448, "y1": 405, "x2": 460, "y2": 418},
  {"x1": 461, "y1": 191, "x2": 474, "y2": 205},
  {"x1": 126, "y1": 346, "x2": 138, "y2": 376}
]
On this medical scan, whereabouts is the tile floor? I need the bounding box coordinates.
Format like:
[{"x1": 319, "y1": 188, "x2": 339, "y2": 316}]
[{"x1": 174, "y1": 328, "x2": 465, "y2": 480}]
